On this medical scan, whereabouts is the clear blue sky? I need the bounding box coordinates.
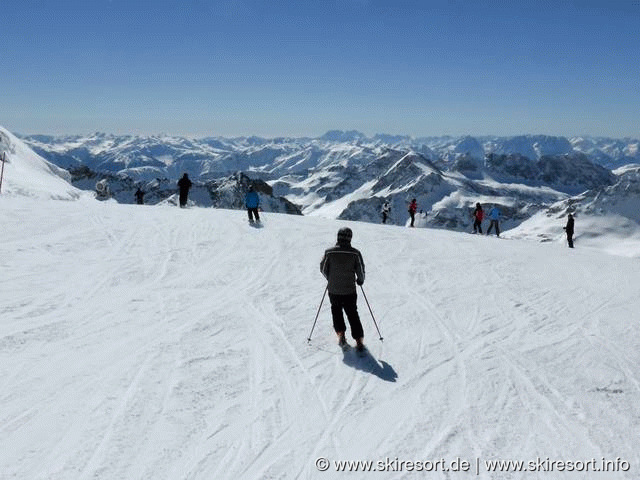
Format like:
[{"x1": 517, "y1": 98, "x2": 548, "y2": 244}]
[{"x1": 2, "y1": 0, "x2": 639, "y2": 138}]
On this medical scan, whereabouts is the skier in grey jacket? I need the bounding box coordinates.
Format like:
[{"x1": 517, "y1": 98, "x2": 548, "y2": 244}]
[{"x1": 320, "y1": 227, "x2": 366, "y2": 350}]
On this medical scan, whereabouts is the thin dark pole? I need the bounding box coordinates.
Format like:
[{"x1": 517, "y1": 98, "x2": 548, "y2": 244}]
[
  {"x1": 360, "y1": 285, "x2": 383, "y2": 341},
  {"x1": 307, "y1": 285, "x2": 328, "y2": 343},
  {"x1": 0, "y1": 152, "x2": 6, "y2": 194}
]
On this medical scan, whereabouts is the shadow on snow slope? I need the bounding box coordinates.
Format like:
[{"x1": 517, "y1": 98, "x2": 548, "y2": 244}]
[{"x1": 341, "y1": 346, "x2": 398, "y2": 382}]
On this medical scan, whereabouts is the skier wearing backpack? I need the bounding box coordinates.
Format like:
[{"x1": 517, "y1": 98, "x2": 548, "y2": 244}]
[
  {"x1": 472, "y1": 202, "x2": 484, "y2": 234},
  {"x1": 320, "y1": 227, "x2": 366, "y2": 351},
  {"x1": 245, "y1": 185, "x2": 261, "y2": 223}
]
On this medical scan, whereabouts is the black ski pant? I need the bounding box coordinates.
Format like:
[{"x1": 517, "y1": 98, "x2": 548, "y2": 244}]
[
  {"x1": 487, "y1": 220, "x2": 500, "y2": 236},
  {"x1": 567, "y1": 231, "x2": 574, "y2": 248},
  {"x1": 247, "y1": 207, "x2": 260, "y2": 222},
  {"x1": 382, "y1": 212, "x2": 388, "y2": 224},
  {"x1": 473, "y1": 219, "x2": 482, "y2": 233},
  {"x1": 409, "y1": 211, "x2": 415, "y2": 227},
  {"x1": 329, "y1": 293, "x2": 363, "y2": 340},
  {"x1": 179, "y1": 191, "x2": 189, "y2": 207}
]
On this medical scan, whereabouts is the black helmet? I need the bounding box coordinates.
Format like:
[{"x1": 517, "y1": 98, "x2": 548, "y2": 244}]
[{"x1": 337, "y1": 227, "x2": 353, "y2": 244}]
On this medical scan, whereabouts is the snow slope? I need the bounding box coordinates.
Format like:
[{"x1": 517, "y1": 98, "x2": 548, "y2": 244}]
[
  {"x1": 506, "y1": 211, "x2": 640, "y2": 259},
  {"x1": 506, "y1": 166, "x2": 640, "y2": 258},
  {"x1": 1, "y1": 197, "x2": 639, "y2": 479},
  {"x1": 0, "y1": 126, "x2": 81, "y2": 200}
]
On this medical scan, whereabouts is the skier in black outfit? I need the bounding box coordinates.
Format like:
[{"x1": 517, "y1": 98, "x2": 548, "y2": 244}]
[
  {"x1": 564, "y1": 213, "x2": 575, "y2": 248},
  {"x1": 134, "y1": 187, "x2": 145, "y2": 205},
  {"x1": 320, "y1": 227, "x2": 366, "y2": 352},
  {"x1": 177, "y1": 173, "x2": 192, "y2": 208}
]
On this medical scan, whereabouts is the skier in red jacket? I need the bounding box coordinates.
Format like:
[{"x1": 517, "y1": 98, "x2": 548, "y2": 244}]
[
  {"x1": 408, "y1": 199, "x2": 417, "y2": 227},
  {"x1": 472, "y1": 202, "x2": 484, "y2": 234}
]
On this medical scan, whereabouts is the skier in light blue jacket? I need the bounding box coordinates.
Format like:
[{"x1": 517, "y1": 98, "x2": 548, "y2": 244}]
[
  {"x1": 486, "y1": 205, "x2": 501, "y2": 237},
  {"x1": 245, "y1": 185, "x2": 261, "y2": 223}
]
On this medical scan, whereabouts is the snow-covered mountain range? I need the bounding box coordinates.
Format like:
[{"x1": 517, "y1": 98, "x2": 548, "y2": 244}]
[
  {"x1": 22, "y1": 131, "x2": 640, "y2": 178},
  {"x1": 16, "y1": 129, "x2": 639, "y2": 237}
]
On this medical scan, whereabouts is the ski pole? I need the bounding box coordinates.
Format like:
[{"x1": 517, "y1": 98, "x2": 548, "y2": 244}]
[
  {"x1": 0, "y1": 152, "x2": 6, "y2": 194},
  {"x1": 360, "y1": 285, "x2": 383, "y2": 341},
  {"x1": 307, "y1": 285, "x2": 328, "y2": 343}
]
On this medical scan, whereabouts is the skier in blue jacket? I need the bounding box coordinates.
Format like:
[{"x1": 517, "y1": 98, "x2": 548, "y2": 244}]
[
  {"x1": 486, "y1": 205, "x2": 501, "y2": 237},
  {"x1": 245, "y1": 186, "x2": 261, "y2": 223}
]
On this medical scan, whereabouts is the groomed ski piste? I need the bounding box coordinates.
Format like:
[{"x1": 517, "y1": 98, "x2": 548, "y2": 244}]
[{"x1": 2, "y1": 132, "x2": 640, "y2": 479}]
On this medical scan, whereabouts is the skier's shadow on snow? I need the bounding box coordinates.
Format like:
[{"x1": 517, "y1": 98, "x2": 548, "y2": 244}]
[{"x1": 342, "y1": 348, "x2": 398, "y2": 382}]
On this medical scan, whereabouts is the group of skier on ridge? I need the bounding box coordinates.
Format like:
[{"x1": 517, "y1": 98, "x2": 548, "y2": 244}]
[
  {"x1": 144, "y1": 173, "x2": 576, "y2": 250},
  {"x1": 136, "y1": 172, "x2": 261, "y2": 222},
  {"x1": 385, "y1": 198, "x2": 574, "y2": 248},
  {"x1": 401, "y1": 197, "x2": 503, "y2": 234},
  {"x1": 177, "y1": 173, "x2": 261, "y2": 222},
  {"x1": 470, "y1": 202, "x2": 502, "y2": 236}
]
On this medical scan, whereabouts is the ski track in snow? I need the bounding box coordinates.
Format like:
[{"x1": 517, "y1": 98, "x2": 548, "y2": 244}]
[{"x1": 1, "y1": 197, "x2": 639, "y2": 479}]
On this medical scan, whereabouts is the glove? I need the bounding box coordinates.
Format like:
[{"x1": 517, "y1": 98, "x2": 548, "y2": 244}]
[{"x1": 357, "y1": 279, "x2": 364, "y2": 286}]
